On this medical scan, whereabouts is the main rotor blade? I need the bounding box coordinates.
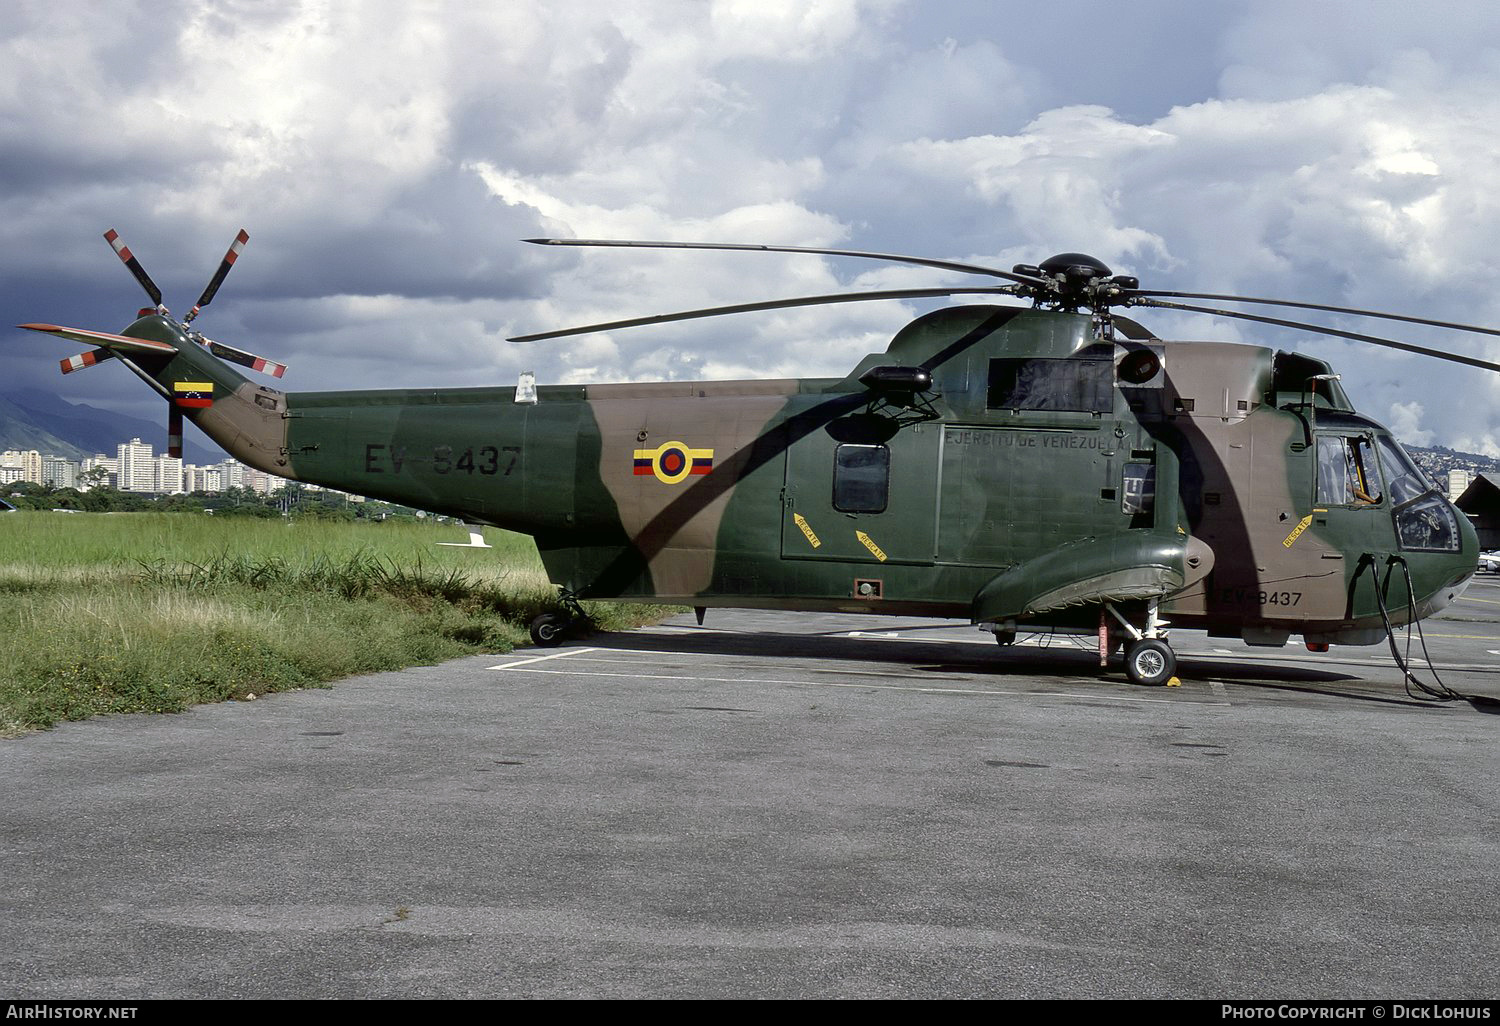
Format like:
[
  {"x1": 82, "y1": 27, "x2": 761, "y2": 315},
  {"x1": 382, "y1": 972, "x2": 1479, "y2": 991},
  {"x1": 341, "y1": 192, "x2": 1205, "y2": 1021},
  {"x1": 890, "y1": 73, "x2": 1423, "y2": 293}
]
[
  {"x1": 1111, "y1": 315, "x2": 1157, "y2": 341},
  {"x1": 185, "y1": 229, "x2": 249, "y2": 324},
  {"x1": 508, "y1": 286, "x2": 1021, "y2": 342},
  {"x1": 103, "y1": 229, "x2": 164, "y2": 310},
  {"x1": 524, "y1": 238, "x2": 1051, "y2": 288},
  {"x1": 1129, "y1": 289, "x2": 1500, "y2": 340},
  {"x1": 1134, "y1": 298, "x2": 1500, "y2": 373}
]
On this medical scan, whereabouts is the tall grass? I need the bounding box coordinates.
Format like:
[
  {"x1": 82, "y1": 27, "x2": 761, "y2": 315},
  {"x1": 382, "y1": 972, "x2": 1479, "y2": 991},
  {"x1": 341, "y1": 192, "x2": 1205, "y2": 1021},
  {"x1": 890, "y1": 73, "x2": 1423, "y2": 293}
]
[{"x1": 0, "y1": 513, "x2": 671, "y2": 735}]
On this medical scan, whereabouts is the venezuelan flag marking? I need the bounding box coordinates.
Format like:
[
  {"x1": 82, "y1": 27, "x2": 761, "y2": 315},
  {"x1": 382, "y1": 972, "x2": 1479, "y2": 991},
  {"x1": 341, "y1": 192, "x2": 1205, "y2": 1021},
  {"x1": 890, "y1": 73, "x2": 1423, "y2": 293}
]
[{"x1": 173, "y1": 381, "x2": 215, "y2": 408}]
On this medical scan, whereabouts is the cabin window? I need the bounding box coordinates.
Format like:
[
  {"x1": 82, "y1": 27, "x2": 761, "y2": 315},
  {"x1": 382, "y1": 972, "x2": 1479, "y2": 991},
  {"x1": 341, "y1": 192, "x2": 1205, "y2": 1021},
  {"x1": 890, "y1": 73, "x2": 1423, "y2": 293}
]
[
  {"x1": 832, "y1": 444, "x2": 889, "y2": 514},
  {"x1": 1316, "y1": 435, "x2": 1382, "y2": 506},
  {"x1": 987, "y1": 352, "x2": 1112, "y2": 413},
  {"x1": 1122, "y1": 463, "x2": 1155, "y2": 517}
]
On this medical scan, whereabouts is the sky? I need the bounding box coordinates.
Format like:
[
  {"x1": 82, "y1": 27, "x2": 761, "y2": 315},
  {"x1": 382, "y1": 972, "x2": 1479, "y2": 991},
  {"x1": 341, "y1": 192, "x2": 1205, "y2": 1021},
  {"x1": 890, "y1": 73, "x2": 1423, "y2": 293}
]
[{"x1": 6, "y1": 0, "x2": 1500, "y2": 454}]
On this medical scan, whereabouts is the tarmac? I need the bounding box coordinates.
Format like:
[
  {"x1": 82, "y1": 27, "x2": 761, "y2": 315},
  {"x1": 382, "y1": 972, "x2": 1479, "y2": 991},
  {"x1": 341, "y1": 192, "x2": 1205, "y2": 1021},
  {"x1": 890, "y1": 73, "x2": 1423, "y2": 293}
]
[{"x1": 3, "y1": 578, "x2": 1498, "y2": 999}]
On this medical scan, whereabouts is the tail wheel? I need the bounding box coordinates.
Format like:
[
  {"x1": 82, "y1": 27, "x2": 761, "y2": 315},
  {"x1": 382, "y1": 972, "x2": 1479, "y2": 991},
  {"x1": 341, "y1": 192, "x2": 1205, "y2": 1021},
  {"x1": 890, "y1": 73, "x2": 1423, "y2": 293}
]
[
  {"x1": 529, "y1": 613, "x2": 569, "y2": 647},
  {"x1": 1124, "y1": 638, "x2": 1176, "y2": 686}
]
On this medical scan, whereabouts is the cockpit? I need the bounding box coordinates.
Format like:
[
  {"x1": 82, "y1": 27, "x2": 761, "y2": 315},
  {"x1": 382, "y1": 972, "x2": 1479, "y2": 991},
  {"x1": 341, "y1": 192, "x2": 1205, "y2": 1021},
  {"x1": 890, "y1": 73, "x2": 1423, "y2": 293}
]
[{"x1": 1314, "y1": 419, "x2": 1462, "y2": 553}]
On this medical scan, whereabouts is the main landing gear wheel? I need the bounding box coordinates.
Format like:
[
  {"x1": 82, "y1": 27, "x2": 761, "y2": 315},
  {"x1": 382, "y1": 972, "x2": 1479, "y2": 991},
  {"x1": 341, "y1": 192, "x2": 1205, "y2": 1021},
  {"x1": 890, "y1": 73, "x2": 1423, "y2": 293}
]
[
  {"x1": 529, "y1": 613, "x2": 569, "y2": 647},
  {"x1": 1124, "y1": 638, "x2": 1176, "y2": 686}
]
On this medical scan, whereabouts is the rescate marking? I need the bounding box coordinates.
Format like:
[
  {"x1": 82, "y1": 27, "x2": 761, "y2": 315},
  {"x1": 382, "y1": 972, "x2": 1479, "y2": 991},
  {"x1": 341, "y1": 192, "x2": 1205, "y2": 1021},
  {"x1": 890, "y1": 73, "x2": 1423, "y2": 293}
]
[
  {"x1": 855, "y1": 530, "x2": 888, "y2": 562},
  {"x1": 793, "y1": 513, "x2": 821, "y2": 548},
  {"x1": 1282, "y1": 514, "x2": 1314, "y2": 548}
]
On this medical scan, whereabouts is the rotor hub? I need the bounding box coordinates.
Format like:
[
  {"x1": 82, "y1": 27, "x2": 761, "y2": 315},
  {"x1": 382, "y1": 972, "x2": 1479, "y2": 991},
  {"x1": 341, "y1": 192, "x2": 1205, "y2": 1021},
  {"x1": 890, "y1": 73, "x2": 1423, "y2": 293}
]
[
  {"x1": 1009, "y1": 252, "x2": 1139, "y2": 314},
  {"x1": 1038, "y1": 252, "x2": 1112, "y2": 280}
]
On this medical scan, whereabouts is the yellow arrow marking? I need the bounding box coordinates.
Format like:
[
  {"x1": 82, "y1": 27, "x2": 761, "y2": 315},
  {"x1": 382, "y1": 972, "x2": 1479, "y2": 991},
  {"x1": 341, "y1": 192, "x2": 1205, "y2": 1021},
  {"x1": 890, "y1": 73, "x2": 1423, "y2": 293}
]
[
  {"x1": 792, "y1": 513, "x2": 821, "y2": 549},
  {"x1": 1282, "y1": 514, "x2": 1314, "y2": 548},
  {"x1": 855, "y1": 530, "x2": 888, "y2": 562}
]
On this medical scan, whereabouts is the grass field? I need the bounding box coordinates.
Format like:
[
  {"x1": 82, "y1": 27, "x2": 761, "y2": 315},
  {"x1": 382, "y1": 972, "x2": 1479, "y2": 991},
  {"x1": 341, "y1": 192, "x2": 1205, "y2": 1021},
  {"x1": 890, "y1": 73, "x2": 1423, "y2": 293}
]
[{"x1": 0, "y1": 512, "x2": 670, "y2": 735}]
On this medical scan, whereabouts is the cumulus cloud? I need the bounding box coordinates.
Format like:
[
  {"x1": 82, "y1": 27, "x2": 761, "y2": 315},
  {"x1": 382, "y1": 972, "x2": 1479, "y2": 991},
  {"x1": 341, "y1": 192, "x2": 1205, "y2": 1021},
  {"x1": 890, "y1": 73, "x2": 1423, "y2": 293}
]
[{"x1": 5, "y1": 0, "x2": 1500, "y2": 455}]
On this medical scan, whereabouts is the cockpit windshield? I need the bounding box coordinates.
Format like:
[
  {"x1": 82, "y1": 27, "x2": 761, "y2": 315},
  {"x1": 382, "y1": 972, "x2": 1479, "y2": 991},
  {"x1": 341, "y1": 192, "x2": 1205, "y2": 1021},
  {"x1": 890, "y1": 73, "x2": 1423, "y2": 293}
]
[
  {"x1": 1372, "y1": 434, "x2": 1460, "y2": 553},
  {"x1": 1373, "y1": 435, "x2": 1432, "y2": 507}
]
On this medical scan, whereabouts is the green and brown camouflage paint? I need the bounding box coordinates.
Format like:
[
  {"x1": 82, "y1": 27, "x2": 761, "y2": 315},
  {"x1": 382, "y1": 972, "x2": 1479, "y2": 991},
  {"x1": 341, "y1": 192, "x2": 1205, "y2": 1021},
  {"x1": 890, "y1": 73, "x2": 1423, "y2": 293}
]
[{"x1": 87, "y1": 304, "x2": 1479, "y2": 648}]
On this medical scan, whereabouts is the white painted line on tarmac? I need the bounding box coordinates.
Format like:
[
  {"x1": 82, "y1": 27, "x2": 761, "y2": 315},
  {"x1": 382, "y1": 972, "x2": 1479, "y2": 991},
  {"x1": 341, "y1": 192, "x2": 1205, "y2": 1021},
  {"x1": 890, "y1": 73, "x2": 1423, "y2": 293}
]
[
  {"x1": 488, "y1": 649, "x2": 1229, "y2": 705},
  {"x1": 488, "y1": 647, "x2": 599, "y2": 670}
]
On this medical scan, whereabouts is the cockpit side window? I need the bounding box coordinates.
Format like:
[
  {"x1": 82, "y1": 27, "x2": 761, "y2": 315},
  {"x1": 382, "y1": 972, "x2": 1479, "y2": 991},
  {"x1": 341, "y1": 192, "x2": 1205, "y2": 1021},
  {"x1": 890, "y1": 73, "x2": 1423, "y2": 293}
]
[{"x1": 1316, "y1": 435, "x2": 1382, "y2": 506}]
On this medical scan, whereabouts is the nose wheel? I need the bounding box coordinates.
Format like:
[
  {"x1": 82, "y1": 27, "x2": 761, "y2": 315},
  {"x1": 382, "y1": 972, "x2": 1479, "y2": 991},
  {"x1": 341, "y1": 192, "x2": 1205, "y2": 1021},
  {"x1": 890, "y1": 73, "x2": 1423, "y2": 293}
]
[
  {"x1": 1123, "y1": 637, "x2": 1176, "y2": 687},
  {"x1": 1105, "y1": 600, "x2": 1179, "y2": 686}
]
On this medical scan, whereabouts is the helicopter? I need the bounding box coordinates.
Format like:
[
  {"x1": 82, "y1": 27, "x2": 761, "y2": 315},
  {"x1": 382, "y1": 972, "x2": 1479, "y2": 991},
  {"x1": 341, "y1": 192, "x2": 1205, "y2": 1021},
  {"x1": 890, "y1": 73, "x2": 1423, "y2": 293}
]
[{"x1": 17, "y1": 229, "x2": 1497, "y2": 688}]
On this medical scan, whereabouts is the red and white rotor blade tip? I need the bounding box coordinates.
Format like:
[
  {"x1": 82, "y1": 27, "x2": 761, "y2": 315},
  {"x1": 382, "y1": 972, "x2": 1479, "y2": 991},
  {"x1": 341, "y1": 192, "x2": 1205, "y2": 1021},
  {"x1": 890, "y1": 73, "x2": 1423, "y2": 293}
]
[
  {"x1": 59, "y1": 348, "x2": 117, "y2": 375},
  {"x1": 201, "y1": 336, "x2": 287, "y2": 378},
  {"x1": 103, "y1": 228, "x2": 165, "y2": 311},
  {"x1": 185, "y1": 229, "x2": 249, "y2": 325}
]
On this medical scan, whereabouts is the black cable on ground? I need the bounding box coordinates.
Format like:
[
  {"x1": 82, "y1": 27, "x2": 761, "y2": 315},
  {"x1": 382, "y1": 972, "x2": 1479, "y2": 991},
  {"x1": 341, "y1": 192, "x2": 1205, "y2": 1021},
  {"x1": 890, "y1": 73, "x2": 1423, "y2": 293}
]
[{"x1": 1367, "y1": 553, "x2": 1496, "y2": 709}]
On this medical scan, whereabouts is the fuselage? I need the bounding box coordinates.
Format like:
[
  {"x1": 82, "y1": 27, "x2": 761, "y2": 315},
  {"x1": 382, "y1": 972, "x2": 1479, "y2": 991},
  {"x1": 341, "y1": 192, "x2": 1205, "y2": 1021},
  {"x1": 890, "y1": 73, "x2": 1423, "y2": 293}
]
[{"x1": 128, "y1": 305, "x2": 1478, "y2": 648}]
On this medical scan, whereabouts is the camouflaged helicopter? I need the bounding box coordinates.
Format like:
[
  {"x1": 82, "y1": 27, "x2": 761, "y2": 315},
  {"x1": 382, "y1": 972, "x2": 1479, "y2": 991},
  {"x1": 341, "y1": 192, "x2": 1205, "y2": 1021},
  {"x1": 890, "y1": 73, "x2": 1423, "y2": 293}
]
[{"x1": 18, "y1": 230, "x2": 1496, "y2": 687}]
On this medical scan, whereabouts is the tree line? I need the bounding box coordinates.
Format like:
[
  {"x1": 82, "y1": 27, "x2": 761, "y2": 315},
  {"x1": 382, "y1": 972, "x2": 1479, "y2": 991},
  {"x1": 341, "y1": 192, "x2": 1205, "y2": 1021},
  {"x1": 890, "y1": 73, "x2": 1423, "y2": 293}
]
[{"x1": 1, "y1": 481, "x2": 420, "y2": 521}]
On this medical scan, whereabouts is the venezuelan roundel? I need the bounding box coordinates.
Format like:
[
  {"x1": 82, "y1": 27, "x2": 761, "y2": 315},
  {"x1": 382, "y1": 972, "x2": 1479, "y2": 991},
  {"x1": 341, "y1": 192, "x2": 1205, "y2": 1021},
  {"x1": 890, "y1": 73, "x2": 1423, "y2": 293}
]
[{"x1": 632, "y1": 440, "x2": 714, "y2": 484}]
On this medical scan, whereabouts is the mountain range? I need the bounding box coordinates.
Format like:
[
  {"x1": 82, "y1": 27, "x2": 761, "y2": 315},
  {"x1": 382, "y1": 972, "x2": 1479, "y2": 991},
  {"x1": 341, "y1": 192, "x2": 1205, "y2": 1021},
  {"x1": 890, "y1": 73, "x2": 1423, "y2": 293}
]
[{"x1": 0, "y1": 388, "x2": 222, "y2": 466}]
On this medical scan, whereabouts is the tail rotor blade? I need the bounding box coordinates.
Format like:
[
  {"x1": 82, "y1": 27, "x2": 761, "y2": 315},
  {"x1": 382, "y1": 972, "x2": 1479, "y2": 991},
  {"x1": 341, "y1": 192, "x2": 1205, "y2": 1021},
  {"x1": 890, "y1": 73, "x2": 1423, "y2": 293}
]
[
  {"x1": 59, "y1": 348, "x2": 117, "y2": 375},
  {"x1": 198, "y1": 334, "x2": 287, "y2": 378},
  {"x1": 185, "y1": 229, "x2": 249, "y2": 325},
  {"x1": 103, "y1": 229, "x2": 165, "y2": 312}
]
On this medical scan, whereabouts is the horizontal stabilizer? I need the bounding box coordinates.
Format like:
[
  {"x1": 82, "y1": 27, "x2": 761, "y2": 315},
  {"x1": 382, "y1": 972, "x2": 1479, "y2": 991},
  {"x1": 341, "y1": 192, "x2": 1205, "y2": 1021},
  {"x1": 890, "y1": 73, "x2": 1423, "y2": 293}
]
[{"x1": 19, "y1": 323, "x2": 179, "y2": 356}]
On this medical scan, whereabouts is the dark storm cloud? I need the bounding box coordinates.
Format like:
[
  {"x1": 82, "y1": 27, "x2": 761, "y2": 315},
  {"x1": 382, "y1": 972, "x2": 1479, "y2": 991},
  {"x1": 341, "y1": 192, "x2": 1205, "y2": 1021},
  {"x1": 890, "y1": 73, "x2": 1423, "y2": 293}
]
[
  {"x1": 6, "y1": 1, "x2": 1500, "y2": 451},
  {"x1": 241, "y1": 168, "x2": 559, "y2": 303}
]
